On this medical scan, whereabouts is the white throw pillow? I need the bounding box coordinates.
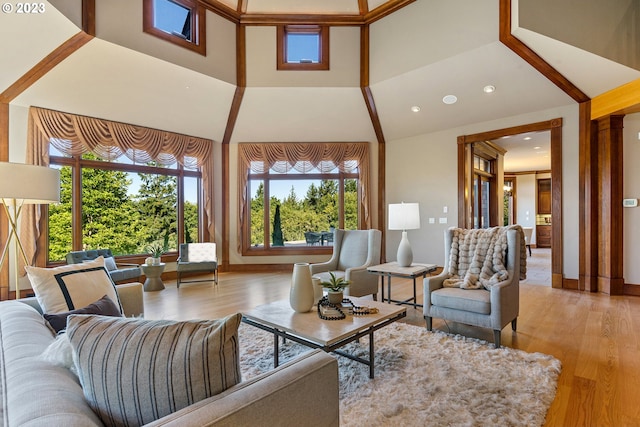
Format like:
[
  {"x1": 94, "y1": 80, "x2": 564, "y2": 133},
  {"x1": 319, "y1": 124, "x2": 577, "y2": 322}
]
[
  {"x1": 40, "y1": 332, "x2": 77, "y2": 375},
  {"x1": 25, "y1": 256, "x2": 122, "y2": 314}
]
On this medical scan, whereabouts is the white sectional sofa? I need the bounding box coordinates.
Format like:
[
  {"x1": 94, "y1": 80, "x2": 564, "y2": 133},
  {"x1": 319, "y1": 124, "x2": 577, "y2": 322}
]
[{"x1": 0, "y1": 283, "x2": 340, "y2": 426}]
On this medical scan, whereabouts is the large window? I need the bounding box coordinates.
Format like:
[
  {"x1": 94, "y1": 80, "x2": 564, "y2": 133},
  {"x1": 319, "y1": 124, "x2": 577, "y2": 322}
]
[
  {"x1": 48, "y1": 150, "x2": 201, "y2": 262},
  {"x1": 239, "y1": 143, "x2": 371, "y2": 255},
  {"x1": 143, "y1": 0, "x2": 206, "y2": 55},
  {"x1": 27, "y1": 107, "x2": 214, "y2": 265},
  {"x1": 277, "y1": 25, "x2": 329, "y2": 70}
]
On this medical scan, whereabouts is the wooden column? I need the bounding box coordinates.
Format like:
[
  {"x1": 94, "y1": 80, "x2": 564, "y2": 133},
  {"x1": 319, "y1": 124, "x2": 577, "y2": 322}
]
[
  {"x1": 597, "y1": 115, "x2": 624, "y2": 295},
  {"x1": 579, "y1": 102, "x2": 599, "y2": 292}
]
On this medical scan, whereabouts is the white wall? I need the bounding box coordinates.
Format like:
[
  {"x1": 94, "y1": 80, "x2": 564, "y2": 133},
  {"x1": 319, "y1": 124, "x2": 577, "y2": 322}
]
[
  {"x1": 385, "y1": 103, "x2": 580, "y2": 279},
  {"x1": 623, "y1": 113, "x2": 640, "y2": 285}
]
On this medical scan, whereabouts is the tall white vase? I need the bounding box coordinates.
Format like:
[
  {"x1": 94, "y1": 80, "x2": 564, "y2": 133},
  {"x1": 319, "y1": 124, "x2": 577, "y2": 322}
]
[{"x1": 290, "y1": 263, "x2": 314, "y2": 313}]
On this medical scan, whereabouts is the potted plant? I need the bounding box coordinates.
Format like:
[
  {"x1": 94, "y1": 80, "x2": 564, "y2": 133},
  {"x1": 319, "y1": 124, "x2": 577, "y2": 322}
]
[
  {"x1": 319, "y1": 272, "x2": 350, "y2": 304},
  {"x1": 145, "y1": 242, "x2": 164, "y2": 265}
]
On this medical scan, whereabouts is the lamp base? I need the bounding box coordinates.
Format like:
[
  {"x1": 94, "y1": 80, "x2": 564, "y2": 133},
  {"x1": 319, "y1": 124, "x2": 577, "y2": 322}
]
[{"x1": 397, "y1": 231, "x2": 413, "y2": 267}]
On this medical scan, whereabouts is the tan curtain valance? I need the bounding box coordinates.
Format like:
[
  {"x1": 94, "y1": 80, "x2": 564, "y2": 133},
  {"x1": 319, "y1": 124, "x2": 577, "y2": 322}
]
[
  {"x1": 23, "y1": 107, "x2": 215, "y2": 273},
  {"x1": 30, "y1": 107, "x2": 212, "y2": 168},
  {"x1": 237, "y1": 142, "x2": 371, "y2": 251}
]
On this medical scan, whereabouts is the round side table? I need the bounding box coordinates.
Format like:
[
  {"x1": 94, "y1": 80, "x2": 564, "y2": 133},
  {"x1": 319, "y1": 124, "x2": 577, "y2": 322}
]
[{"x1": 141, "y1": 263, "x2": 165, "y2": 291}]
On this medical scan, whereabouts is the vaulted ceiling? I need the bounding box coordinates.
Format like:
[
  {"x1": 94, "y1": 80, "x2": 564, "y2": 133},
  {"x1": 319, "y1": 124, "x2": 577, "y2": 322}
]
[{"x1": 2, "y1": 0, "x2": 639, "y2": 172}]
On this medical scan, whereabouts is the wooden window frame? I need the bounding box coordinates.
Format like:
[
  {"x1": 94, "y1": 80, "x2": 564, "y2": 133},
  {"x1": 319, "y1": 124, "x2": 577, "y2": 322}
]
[
  {"x1": 277, "y1": 25, "x2": 329, "y2": 71},
  {"x1": 143, "y1": 0, "x2": 206, "y2": 56}
]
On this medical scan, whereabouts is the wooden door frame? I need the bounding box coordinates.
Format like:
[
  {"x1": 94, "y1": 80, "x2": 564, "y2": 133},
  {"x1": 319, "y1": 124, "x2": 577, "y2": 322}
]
[{"x1": 458, "y1": 118, "x2": 564, "y2": 288}]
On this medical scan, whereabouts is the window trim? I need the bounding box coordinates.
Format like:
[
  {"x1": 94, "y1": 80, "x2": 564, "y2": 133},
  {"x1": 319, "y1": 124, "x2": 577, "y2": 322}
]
[
  {"x1": 143, "y1": 0, "x2": 206, "y2": 56},
  {"x1": 277, "y1": 25, "x2": 329, "y2": 71}
]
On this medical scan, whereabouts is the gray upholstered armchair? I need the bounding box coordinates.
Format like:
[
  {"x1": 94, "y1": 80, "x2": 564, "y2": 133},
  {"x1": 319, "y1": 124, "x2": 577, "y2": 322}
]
[
  {"x1": 177, "y1": 243, "x2": 218, "y2": 288},
  {"x1": 423, "y1": 227, "x2": 523, "y2": 347},
  {"x1": 310, "y1": 229, "x2": 382, "y2": 298}
]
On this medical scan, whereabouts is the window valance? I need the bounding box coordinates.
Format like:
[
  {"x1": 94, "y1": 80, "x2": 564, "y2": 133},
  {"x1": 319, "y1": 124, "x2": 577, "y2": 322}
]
[{"x1": 29, "y1": 106, "x2": 212, "y2": 168}]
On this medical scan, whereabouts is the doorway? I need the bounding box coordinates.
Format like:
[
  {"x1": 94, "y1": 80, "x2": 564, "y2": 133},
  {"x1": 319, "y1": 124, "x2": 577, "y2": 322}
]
[{"x1": 457, "y1": 118, "x2": 564, "y2": 288}]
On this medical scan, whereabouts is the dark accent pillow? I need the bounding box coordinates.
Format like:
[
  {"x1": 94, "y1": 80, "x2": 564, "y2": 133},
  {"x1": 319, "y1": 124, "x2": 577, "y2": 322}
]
[
  {"x1": 44, "y1": 295, "x2": 123, "y2": 333},
  {"x1": 66, "y1": 313, "x2": 242, "y2": 427}
]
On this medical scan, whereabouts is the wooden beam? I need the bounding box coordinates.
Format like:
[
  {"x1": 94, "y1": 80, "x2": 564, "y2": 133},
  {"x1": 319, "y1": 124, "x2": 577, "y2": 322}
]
[
  {"x1": 499, "y1": 0, "x2": 589, "y2": 103},
  {"x1": 591, "y1": 78, "x2": 640, "y2": 120},
  {"x1": 364, "y1": 0, "x2": 416, "y2": 24},
  {"x1": 82, "y1": 0, "x2": 96, "y2": 36},
  {"x1": 0, "y1": 31, "x2": 93, "y2": 103},
  {"x1": 240, "y1": 13, "x2": 364, "y2": 26}
]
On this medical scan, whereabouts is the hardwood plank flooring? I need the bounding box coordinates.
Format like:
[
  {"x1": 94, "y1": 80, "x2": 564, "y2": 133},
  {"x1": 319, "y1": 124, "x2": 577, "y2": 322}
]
[{"x1": 142, "y1": 271, "x2": 640, "y2": 427}]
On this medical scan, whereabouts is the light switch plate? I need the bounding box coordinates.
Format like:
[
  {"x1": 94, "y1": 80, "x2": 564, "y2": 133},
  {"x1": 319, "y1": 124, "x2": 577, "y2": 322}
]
[
  {"x1": 429, "y1": 217, "x2": 435, "y2": 224},
  {"x1": 439, "y1": 217, "x2": 447, "y2": 224},
  {"x1": 623, "y1": 198, "x2": 638, "y2": 207}
]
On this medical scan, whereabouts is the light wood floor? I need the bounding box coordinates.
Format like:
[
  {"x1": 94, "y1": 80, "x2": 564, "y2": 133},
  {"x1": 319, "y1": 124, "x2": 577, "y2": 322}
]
[{"x1": 143, "y1": 271, "x2": 640, "y2": 427}]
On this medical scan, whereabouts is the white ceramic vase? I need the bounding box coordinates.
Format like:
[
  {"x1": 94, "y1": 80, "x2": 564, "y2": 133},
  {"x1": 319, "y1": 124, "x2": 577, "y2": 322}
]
[
  {"x1": 290, "y1": 263, "x2": 314, "y2": 313},
  {"x1": 312, "y1": 277, "x2": 323, "y2": 303}
]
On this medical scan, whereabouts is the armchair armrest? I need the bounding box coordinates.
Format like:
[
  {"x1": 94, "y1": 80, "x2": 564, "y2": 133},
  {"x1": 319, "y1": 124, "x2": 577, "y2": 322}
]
[{"x1": 115, "y1": 262, "x2": 140, "y2": 268}]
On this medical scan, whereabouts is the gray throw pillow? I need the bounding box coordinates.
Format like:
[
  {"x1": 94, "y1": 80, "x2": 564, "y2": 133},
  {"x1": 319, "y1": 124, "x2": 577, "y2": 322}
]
[
  {"x1": 43, "y1": 295, "x2": 123, "y2": 333},
  {"x1": 66, "y1": 313, "x2": 242, "y2": 427}
]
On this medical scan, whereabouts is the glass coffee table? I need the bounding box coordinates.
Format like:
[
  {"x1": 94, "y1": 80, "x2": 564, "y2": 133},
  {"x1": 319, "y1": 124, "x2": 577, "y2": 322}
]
[{"x1": 242, "y1": 297, "x2": 406, "y2": 379}]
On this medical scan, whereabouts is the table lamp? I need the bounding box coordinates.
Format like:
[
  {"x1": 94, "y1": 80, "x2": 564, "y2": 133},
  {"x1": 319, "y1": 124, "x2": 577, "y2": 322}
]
[
  {"x1": 0, "y1": 162, "x2": 60, "y2": 298},
  {"x1": 388, "y1": 202, "x2": 420, "y2": 267}
]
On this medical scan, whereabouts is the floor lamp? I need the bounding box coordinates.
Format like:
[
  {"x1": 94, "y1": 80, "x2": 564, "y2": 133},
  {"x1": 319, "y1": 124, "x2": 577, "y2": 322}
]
[
  {"x1": 0, "y1": 162, "x2": 60, "y2": 299},
  {"x1": 388, "y1": 202, "x2": 421, "y2": 267}
]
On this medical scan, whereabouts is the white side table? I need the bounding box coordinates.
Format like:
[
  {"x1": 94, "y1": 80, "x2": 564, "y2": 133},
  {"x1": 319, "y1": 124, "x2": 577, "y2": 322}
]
[{"x1": 141, "y1": 263, "x2": 165, "y2": 291}]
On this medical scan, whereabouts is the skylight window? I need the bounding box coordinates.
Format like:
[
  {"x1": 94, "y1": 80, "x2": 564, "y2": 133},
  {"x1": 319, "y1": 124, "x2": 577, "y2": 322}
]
[
  {"x1": 154, "y1": 0, "x2": 192, "y2": 41},
  {"x1": 277, "y1": 25, "x2": 329, "y2": 71},
  {"x1": 143, "y1": 0, "x2": 206, "y2": 56},
  {"x1": 287, "y1": 33, "x2": 320, "y2": 63}
]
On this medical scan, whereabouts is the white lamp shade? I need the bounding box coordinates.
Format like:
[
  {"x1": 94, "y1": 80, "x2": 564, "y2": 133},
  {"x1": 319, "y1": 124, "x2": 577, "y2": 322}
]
[
  {"x1": 388, "y1": 203, "x2": 420, "y2": 230},
  {"x1": 0, "y1": 162, "x2": 60, "y2": 204}
]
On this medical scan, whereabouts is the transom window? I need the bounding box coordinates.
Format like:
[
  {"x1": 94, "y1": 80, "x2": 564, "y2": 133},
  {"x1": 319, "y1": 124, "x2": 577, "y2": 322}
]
[
  {"x1": 143, "y1": 0, "x2": 206, "y2": 55},
  {"x1": 277, "y1": 25, "x2": 329, "y2": 70}
]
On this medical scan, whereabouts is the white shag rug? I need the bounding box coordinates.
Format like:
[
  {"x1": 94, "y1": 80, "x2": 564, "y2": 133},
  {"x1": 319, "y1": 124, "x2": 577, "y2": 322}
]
[{"x1": 239, "y1": 322, "x2": 561, "y2": 427}]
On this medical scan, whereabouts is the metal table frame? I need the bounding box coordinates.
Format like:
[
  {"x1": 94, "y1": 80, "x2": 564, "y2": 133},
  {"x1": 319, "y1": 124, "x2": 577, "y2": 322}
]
[
  {"x1": 242, "y1": 310, "x2": 406, "y2": 379},
  {"x1": 368, "y1": 262, "x2": 437, "y2": 308}
]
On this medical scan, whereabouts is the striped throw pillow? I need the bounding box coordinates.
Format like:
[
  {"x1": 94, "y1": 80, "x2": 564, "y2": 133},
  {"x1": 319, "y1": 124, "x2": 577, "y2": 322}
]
[{"x1": 67, "y1": 313, "x2": 242, "y2": 427}]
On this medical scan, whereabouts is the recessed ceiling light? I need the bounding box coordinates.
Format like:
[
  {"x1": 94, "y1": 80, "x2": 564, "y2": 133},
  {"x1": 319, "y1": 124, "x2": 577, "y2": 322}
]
[
  {"x1": 410, "y1": 106, "x2": 421, "y2": 113},
  {"x1": 442, "y1": 95, "x2": 457, "y2": 105},
  {"x1": 483, "y1": 85, "x2": 496, "y2": 93},
  {"x1": 533, "y1": 146, "x2": 541, "y2": 149},
  {"x1": 524, "y1": 136, "x2": 532, "y2": 140}
]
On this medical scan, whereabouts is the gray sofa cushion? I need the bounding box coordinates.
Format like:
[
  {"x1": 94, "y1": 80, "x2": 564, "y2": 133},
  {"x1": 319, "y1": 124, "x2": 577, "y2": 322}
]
[{"x1": 67, "y1": 313, "x2": 243, "y2": 427}]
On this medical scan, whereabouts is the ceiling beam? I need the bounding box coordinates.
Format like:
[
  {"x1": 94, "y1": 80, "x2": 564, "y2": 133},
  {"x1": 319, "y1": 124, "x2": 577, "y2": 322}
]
[
  {"x1": 499, "y1": 0, "x2": 589, "y2": 104},
  {"x1": 0, "y1": 31, "x2": 93, "y2": 104},
  {"x1": 590, "y1": 78, "x2": 640, "y2": 119}
]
